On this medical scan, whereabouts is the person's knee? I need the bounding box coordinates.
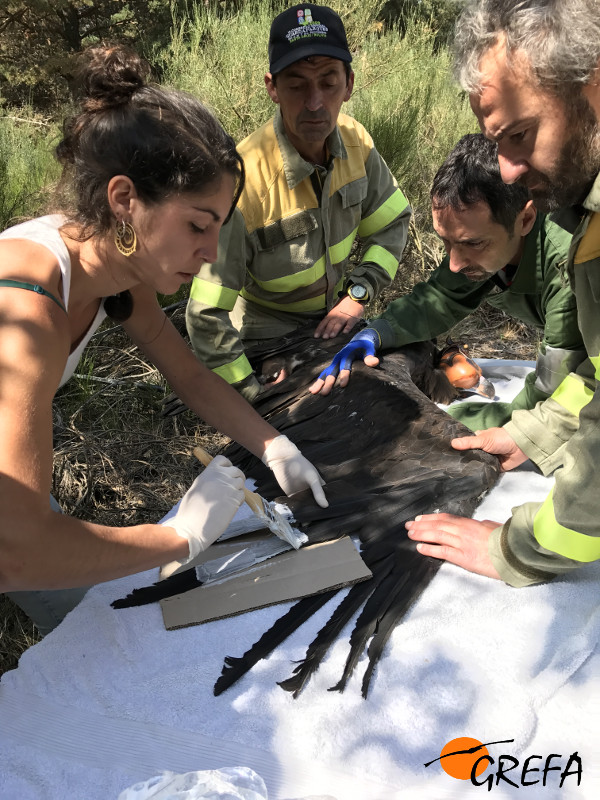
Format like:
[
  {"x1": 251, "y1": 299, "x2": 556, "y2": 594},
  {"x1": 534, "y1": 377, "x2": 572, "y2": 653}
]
[{"x1": 5, "y1": 585, "x2": 88, "y2": 637}]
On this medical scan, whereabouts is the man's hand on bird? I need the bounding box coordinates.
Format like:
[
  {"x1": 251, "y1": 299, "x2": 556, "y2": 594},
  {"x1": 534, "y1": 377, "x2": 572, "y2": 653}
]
[
  {"x1": 451, "y1": 426, "x2": 529, "y2": 471},
  {"x1": 309, "y1": 327, "x2": 380, "y2": 395},
  {"x1": 313, "y1": 295, "x2": 365, "y2": 339},
  {"x1": 405, "y1": 513, "x2": 501, "y2": 580}
]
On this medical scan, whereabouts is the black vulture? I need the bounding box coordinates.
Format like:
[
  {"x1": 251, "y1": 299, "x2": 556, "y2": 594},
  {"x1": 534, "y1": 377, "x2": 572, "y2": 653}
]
[{"x1": 113, "y1": 325, "x2": 501, "y2": 698}]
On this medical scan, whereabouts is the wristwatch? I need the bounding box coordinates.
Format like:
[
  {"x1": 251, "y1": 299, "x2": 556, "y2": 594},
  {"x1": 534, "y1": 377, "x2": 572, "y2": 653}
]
[{"x1": 347, "y1": 283, "x2": 369, "y2": 303}]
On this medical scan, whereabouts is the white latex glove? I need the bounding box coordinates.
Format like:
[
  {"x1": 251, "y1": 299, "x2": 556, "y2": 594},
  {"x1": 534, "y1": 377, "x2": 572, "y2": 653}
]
[
  {"x1": 166, "y1": 456, "x2": 246, "y2": 565},
  {"x1": 261, "y1": 435, "x2": 328, "y2": 508}
]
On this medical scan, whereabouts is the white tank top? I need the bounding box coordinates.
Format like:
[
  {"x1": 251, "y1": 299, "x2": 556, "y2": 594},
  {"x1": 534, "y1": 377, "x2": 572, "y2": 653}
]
[{"x1": 0, "y1": 215, "x2": 107, "y2": 387}]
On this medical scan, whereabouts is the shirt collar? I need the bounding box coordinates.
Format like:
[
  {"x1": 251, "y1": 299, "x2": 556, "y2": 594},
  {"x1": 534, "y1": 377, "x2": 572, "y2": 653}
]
[
  {"x1": 583, "y1": 171, "x2": 600, "y2": 213},
  {"x1": 273, "y1": 108, "x2": 347, "y2": 190}
]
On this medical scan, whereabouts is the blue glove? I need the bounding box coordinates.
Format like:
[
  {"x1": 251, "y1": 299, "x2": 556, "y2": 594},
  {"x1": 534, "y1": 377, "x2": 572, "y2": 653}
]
[{"x1": 316, "y1": 328, "x2": 381, "y2": 382}]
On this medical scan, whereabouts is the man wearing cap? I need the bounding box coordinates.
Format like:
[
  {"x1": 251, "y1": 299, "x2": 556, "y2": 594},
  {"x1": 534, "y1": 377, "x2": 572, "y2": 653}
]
[{"x1": 184, "y1": 3, "x2": 411, "y2": 402}]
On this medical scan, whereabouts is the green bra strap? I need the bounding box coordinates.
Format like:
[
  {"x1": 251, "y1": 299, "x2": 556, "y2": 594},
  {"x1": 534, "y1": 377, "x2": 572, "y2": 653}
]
[{"x1": 0, "y1": 279, "x2": 67, "y2": 313}]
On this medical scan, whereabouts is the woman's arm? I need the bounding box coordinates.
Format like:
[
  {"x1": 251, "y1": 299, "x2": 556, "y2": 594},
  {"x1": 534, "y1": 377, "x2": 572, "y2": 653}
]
[
  {"x1": 124, "y1": 286, "x2": 328, "y2": 505},
  {"x1": 0, "y1": 279, "x2": 198, "y2": 592}
]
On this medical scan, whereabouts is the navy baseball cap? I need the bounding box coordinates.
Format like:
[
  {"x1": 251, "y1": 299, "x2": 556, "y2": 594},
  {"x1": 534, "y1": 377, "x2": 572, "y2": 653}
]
[{"x1": 268, "y1": 4, "x2": 352, "y2": 75}]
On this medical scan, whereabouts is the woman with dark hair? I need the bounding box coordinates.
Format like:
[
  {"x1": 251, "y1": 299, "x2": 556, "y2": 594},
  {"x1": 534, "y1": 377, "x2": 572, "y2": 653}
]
[{"x1": 0, "y1": 45, "x2": 326, "y2": 634}]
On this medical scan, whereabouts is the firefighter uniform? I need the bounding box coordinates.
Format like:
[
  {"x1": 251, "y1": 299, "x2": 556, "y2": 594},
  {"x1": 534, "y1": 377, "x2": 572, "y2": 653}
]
[
  {"x1": 367, "y1": 212, "x2": 585, "y2": 430},
  {"x1": 490, "y1": 177, "x2": 600, "y2": 586},
  {"x1": 186, "y1": 109, "x2": 411, "y2": 399}
]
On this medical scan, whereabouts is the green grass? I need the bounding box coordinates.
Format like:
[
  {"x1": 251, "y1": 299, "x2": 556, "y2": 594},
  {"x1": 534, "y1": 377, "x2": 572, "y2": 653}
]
[
  {"x1": 0, "y1": 1, "x2": 476, "y2": 261},
  {"x1": 0, "y1": 110, "x2": 60, "y2": 230},
  {"x1": 346, "y1": 19, "x2": 477, "y2": 217},
  {"x1": 158, "y1": 0, "x2": 390, "y2": 142}
]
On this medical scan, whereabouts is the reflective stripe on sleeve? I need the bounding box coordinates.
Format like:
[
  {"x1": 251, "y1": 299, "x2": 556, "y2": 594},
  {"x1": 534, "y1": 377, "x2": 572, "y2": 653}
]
[
  {"x1": 248, "y1": 255, "x2": 326, "y2": 293},
  {"x1": 212, "y1": 353, "x2": 253, "y2": 384},
  {"x1": 358, "y1": 188, "x2": 409, "y2": 237},
  {"x1": 190, "y1": 278, "x2": 239, "y2": 311},
  {"x1": 329, "y1": 227, "x2": 358, "y2": 265},
  {"x1": 240, "y1": 288, "x2": 326, "y2": 313},
  {"x1": 550, "y1": 374, "x2": 594, "y2": 416},
  {"x1": 534, "y1": 488, "x2": 600, "y2": 562},
  {"x1": 361, "y1": 244, "x2": 399, "y2": 278}
]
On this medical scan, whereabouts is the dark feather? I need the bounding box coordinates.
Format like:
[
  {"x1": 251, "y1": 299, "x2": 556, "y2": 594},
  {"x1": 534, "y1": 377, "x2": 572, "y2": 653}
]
[
  {"x1": 111, "y1": 566, "x2": 201, "y2": 608},
  {"x1": 277, "y1": 574, "x2": 380, "y2": 698},
  {"x1": 214, "y1": 591, "x2": 337, "y2": 696}
]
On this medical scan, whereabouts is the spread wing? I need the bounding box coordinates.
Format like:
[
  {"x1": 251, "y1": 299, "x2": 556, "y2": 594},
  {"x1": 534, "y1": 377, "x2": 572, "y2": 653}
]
[
  {"x1": 213, "y1": 326, "x2": 501, "y2": 697},
  {"x1": 112, "y1": 326, "x2": 499, "y2": 696}
]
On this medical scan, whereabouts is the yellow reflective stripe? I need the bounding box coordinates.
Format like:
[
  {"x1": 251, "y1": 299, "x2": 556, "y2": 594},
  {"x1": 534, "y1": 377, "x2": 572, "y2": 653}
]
[
  {"x1": 249, "y1": 255, "x2": 326, "y2": 293},
  {"x1": 190, "y1": 278, "x2": 239, "y2": 311},
  {"x1": 333, "y1": 276, "x2": 344, "y2": 297},
  {"x1": 362, "y1": 245, "x2": 399, "y2": 278},
  {"x1": 573, "y1": 212, "x2": 600, "y2": 263},
  {"x1": 240, "y1": 288, "x2": 326, "y2": 313},
  {"x1": 358, "y1": 188, "x2": 409, "y2": 237},
  {"x1": 212, "y1": 353, "x2": 253, "y2": 384},
  {"x1": 591, "y1": 354, "x2": 600, "y2": 380},
  {"x1": 534, "y1": 489, "x2": 600, "y2": 562},
  {"x1": 551, "y1": 374, "x2": 593, "y2": 416},
  {"x1": 329, "y1": 227, "x2": 358, "y2": 265}
]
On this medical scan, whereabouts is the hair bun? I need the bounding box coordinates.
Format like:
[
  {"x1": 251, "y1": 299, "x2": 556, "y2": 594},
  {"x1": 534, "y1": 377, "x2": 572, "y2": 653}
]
[{"x1": 76, "y1": 44, "x2": 151, "y2": 111}]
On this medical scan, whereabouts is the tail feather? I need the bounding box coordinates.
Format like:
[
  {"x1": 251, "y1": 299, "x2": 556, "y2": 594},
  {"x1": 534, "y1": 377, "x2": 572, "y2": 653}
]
[
  {"x1": 213, "y1": 590, "x2": 337, "y2": 696},
  {"x1": 361, "y1": 556, "x2": 440, "y2": 698},
  {"x1": 277, "y1": 577, "x2": 378, "y2": 698}
]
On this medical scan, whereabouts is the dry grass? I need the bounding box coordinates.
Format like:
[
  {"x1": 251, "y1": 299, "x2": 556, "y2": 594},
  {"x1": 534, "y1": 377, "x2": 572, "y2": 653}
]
[
  {"x1": 52, "y1": 314, "x2": 227, "y2": 527},
  {"x1": 0, "y1": 264, "x2": 538, "y2": 680},
  {"x1": 0, "y1": 598, "x2": 38, "y2": 675}
]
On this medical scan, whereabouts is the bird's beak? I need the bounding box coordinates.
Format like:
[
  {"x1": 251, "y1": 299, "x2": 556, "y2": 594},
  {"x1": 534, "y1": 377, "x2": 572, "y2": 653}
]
[
  {"x1": 472, "y1": 374, "x2": 496, "y2": 399},
  {"x1": 438, "y1": 341, "x2": 496, "y2": 399},
  {"x1": 438, "y1": 351, "x2": 496, "y2": 399}
]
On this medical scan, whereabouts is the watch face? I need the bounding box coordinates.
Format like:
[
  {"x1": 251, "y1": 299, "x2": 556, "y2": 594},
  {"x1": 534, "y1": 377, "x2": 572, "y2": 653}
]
[{"x1": 349, "y1": 284, "x2": 367, "y2": 301}]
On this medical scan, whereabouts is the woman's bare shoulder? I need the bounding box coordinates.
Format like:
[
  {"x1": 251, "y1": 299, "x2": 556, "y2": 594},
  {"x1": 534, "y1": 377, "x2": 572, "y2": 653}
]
[{"x1": 0, "y1": 236, "x2": 65, "y2": 293}]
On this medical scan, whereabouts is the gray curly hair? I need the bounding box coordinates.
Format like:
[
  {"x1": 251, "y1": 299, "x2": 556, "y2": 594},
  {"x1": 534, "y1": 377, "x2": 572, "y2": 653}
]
[{"x1": 453, "y1": 0, "x2": 600, "y2": 97}]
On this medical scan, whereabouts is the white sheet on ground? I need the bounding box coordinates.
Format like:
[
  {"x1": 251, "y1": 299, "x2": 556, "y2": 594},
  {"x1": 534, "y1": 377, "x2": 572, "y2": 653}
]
[{"x1": 0, "y1": 361, "x2": 598, "y2": 800}]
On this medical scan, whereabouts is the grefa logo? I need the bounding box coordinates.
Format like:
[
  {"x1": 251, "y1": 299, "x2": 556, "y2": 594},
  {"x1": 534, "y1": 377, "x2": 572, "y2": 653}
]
[{"x1": 424, "y1": 737, "x2": 583, "y2": 791}]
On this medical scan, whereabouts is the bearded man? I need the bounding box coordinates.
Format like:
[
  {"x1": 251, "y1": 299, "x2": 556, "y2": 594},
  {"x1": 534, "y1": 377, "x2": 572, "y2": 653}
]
[{"x1": 406, "y1": 0, "x2": 600, "y2": 588}]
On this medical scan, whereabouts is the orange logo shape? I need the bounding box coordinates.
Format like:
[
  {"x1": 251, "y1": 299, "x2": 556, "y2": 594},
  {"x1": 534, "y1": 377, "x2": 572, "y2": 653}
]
[{"x1": 439, "y1": 737, "x2": 490, "y2": 780}]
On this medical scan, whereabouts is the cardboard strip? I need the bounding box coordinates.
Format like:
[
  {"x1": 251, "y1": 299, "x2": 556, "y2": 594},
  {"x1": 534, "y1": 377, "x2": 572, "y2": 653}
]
[{"x1": 160, "y1": 536, "x2": 372, "y2": 630}]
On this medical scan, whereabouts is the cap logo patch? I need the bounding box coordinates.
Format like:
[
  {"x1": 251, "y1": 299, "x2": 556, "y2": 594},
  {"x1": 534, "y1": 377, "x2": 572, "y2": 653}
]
[{"x1": 287, "y1": 9, "x2": 327, "y2": 43}]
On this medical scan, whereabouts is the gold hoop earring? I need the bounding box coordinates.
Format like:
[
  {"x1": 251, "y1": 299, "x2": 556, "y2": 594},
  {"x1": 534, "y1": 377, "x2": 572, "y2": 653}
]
[{"x1": 114, "y1": 219, "x2": 137, "y2": 257}]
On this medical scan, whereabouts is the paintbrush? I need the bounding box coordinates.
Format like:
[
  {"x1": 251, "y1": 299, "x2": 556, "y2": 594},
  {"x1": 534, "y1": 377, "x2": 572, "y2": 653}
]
[{"x1": 193, "y1": 446, "x2": 308, "y2": 550}]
